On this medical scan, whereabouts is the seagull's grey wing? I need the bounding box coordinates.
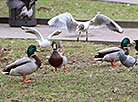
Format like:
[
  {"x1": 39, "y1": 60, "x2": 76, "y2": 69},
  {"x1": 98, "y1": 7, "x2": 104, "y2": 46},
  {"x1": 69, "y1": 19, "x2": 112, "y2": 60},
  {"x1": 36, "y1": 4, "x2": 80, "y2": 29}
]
[
  {"x1": 21, "y1": 26, "x2": 44, "y2": 41},
  {"x1": 47, "y1": 30, "x2": 62, "y2": 40},
  {"x1": 7, "y1": 0, "x2": 25, "y2": 9},
  {"x1": 48, "y1": 12, "x2": 70, "y2": 28},
  {"x1": 48, "y1": 12, "x2": 78, "y2": 34},
  {"x1": 66, "y1": 17, "x2": 78, "y2": 34},
  {"x1": 123, "y1": 56, "x2": 136, "y2": 67},
  {"x1": 90, "y1": 14, "x2": 124, "y2": 33}
]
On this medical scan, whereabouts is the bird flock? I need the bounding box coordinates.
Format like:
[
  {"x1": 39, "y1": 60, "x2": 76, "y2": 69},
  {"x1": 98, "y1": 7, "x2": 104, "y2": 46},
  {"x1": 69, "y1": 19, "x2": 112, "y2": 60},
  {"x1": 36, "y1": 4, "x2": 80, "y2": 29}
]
[{"x1": 1, "y1": 0, "x2": 138, "y2": 82}]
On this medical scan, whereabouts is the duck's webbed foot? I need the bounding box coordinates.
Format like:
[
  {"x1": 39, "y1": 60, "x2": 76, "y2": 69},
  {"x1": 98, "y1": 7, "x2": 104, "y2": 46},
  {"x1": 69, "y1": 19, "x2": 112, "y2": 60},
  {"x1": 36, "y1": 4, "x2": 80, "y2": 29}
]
[
  {"x1": 23, "y1": 76, "x2": 32, "y2": 83},
  {"x1": 64, "y1": 65, "x2": 67, "y2": 73},
  {"x1": 111, "y1": 60, "x2": 117, "y2": 66}
]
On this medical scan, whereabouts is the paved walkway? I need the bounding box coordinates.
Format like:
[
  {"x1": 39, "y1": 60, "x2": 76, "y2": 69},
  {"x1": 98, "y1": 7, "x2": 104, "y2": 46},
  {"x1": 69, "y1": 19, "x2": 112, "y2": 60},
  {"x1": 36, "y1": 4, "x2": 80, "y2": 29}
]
[
  {"x1": 101, "y1": 0, "x2": 138, "y2": 5},
  {"x1": 0, "y1": 24, "x2": 138, "y2": 43}
]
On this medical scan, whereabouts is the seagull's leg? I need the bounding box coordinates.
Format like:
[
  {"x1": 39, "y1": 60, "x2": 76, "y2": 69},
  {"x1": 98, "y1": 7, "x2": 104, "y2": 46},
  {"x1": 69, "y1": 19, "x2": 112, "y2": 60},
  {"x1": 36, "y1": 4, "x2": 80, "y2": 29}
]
[
  {"x1": 23, "y1": 76, "x2": 31, "y2": 82},
  {"x1": 64, "y1": 65, "x2": 67, "y2": 73},
  {"x1": 54, "y1": 67, "x2": 57, "y2": 72},
  {"x1": 77, "y1": 31, "x2": 81, "y2": 41},
  {"x1": 86, "y1": 31, "x2": 88, "y2": 41}
]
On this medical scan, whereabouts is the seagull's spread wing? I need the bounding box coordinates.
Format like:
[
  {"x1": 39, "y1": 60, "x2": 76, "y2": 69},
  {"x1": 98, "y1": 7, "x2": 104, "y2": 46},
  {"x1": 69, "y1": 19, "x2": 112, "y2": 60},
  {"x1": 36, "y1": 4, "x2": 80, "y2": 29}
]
[
  {"x1": 47, "y1": 30, "x2": 62, "y2": 40},
  {"x1": 90, "y1": 14, "x2": 124, "y2": 33},
  {"x1": 48, "y1": 12, "x2": 78, "y2": 34},
  {"x1": 7, "y1": 0, "x2": 25, "y2": 9},
  {"x1": 21, "y1": 26, "x2": 44, "y2": 41}
]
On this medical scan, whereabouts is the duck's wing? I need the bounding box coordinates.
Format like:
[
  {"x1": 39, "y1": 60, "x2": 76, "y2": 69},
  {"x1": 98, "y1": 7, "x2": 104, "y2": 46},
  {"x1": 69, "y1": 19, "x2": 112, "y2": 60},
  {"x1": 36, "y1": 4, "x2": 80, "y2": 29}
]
[
  {"x1": 94, "y1": 47, "x2": 121, "y2": 61},
  {"x1": 21, "y1": 26, "x2": 44, "y2": 41},
  {"x1": 7, "y1": 0, "x2": 25, "y2": 9},
  {"x1": 98, "y1": 47, "x2": 122, "y2": 54},
  {"x1": 48, "y1": 12, "x2": 78, "y2": 34},
  {"x1": 90, "y1": 14, "x2": 124, "y2": 33},
  {"x1": 3, "y1": 57, "x2": 31, "y2": 72},
  {"x1": 102, "y1": 51, "x2": 119, "y2": 61}
]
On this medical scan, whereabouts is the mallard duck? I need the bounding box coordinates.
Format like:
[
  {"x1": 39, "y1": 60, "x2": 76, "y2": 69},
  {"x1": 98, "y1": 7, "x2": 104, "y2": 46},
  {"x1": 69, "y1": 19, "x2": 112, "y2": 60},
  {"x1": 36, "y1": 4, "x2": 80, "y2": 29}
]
[
  {"x1": 7, "y1": 0, "x2": 37, "y2": 19},
  {"x1": 48, "y1": 41, "x2": 67, "y2": 72},
  {"x1": 94, "y1": 38, "x2": 132, "y2": 66},
  {"x1": 21, "y1": 26, "x2": 62, "y2": 47},
  {"x1": 133, "y1": 40, "x2": 138, "y2": 54},
  {"x1": 118, "y1": 51, "x2": 138, "y2": 71},
  {"x1": 48, "y1": 12, "x2": 123, "y2": 41},
  {"x1": 2, "y1": 45, "x2": 41, "y2": 82}
]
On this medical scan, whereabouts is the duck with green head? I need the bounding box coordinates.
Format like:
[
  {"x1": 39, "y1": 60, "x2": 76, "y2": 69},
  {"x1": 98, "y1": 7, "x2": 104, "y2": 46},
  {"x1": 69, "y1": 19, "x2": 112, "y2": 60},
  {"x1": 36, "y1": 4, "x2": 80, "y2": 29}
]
[
  {"x1": 2, "y1": 45, "x2": 41, "y2": 82},
  {"x1": 48, "y1": 41, "x2": 67, "y2": 72},
  {"x1": 94, "y1": 37, "x2": 132, "y2": 66},
  {"x1": 121, "y1": 38, "x2": 132, "y2": 48}
]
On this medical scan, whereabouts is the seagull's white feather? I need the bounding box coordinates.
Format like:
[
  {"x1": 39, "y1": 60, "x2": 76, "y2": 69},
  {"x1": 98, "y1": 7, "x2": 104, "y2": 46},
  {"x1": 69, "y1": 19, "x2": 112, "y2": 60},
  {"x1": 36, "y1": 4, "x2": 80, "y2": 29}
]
[
  {"x1": 21, "y1": 26, "x2": 61, "y2": 47},
  {"x1": 90, "y1": 14, "x2": 124, "y2": 33},
  {"x1": 49, "y1": 12, "x2": 124, "y2": 34},
  {"x1": 48, "y1": 12, "x2": 78, "y2": 34},
  {"x1": 21, "y1": 26, "x2": 44, "y2": 41},
  {"x1": 19, "y1": 7, "x2": 33, "y2": 18},
  {"x1": 48, "y1": 12, "x2": 123, "y2": 41}
]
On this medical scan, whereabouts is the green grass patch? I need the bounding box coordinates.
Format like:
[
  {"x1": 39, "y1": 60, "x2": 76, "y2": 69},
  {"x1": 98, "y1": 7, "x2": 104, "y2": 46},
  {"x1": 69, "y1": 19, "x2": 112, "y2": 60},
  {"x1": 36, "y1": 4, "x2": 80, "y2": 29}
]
[
  {"x1": 0, "y1": 0, "x2": 138, "y2": 20},
  {"x1": 0, "y1": 39, "x2": 138, "y2": 101}
]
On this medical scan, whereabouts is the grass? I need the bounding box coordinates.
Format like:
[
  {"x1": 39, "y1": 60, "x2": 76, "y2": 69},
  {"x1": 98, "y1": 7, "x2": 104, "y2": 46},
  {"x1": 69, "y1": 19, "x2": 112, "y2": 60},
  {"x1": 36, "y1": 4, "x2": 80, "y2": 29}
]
[
  {"x1": 0, "y1": 0, "x2": 138, "y2": 20},
  {"x1": 0, "y1": 0, "x2": 138, "y2": 101},
  {"x1": 0, "y1": 39, "x2": 138, "y2": 101}
]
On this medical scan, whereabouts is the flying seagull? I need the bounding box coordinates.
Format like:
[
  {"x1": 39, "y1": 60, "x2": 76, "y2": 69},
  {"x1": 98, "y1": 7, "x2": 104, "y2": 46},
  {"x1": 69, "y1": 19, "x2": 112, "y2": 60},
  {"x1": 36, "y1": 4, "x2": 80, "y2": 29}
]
[
  {"x1": 48, "y1": 12, "x2": 124, "y2": 41},
  {"x1": 7, "y1": 0, "x2": 37, "y2": 19}
]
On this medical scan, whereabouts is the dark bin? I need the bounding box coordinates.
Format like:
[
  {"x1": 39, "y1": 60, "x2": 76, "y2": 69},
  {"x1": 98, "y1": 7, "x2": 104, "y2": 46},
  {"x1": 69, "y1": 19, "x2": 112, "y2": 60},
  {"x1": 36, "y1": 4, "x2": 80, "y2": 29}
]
[{"x1": 9, "y1": 0, "x2": 36, "y2": 27}]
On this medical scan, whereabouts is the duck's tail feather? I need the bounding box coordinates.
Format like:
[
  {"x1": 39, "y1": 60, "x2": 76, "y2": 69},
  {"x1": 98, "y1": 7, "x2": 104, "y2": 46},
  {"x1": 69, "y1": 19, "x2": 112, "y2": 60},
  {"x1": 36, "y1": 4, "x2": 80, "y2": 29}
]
[
  {"x1": 1, "y1": 71, "x2": 9, "y2": 75},
  {"x1": 94, "y1": 58, "x2": 103, "y2": 61}
]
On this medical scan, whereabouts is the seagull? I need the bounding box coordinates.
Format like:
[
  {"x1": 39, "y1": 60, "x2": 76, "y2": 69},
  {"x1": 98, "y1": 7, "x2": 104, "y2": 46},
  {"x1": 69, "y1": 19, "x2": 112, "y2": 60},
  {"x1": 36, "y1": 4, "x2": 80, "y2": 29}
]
[
  {"x1": 118, "y1": 51, "x2": 138, "y2": 71},
  {"x1": 21, "y1": 26, "x2": 62, "y2": 47},
  {"x1": 48, "y1": 12, "x2": 124, "y2": 41},
  {"x1": 7, "y1": 0, "x2": 37, "y2": 19}
]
